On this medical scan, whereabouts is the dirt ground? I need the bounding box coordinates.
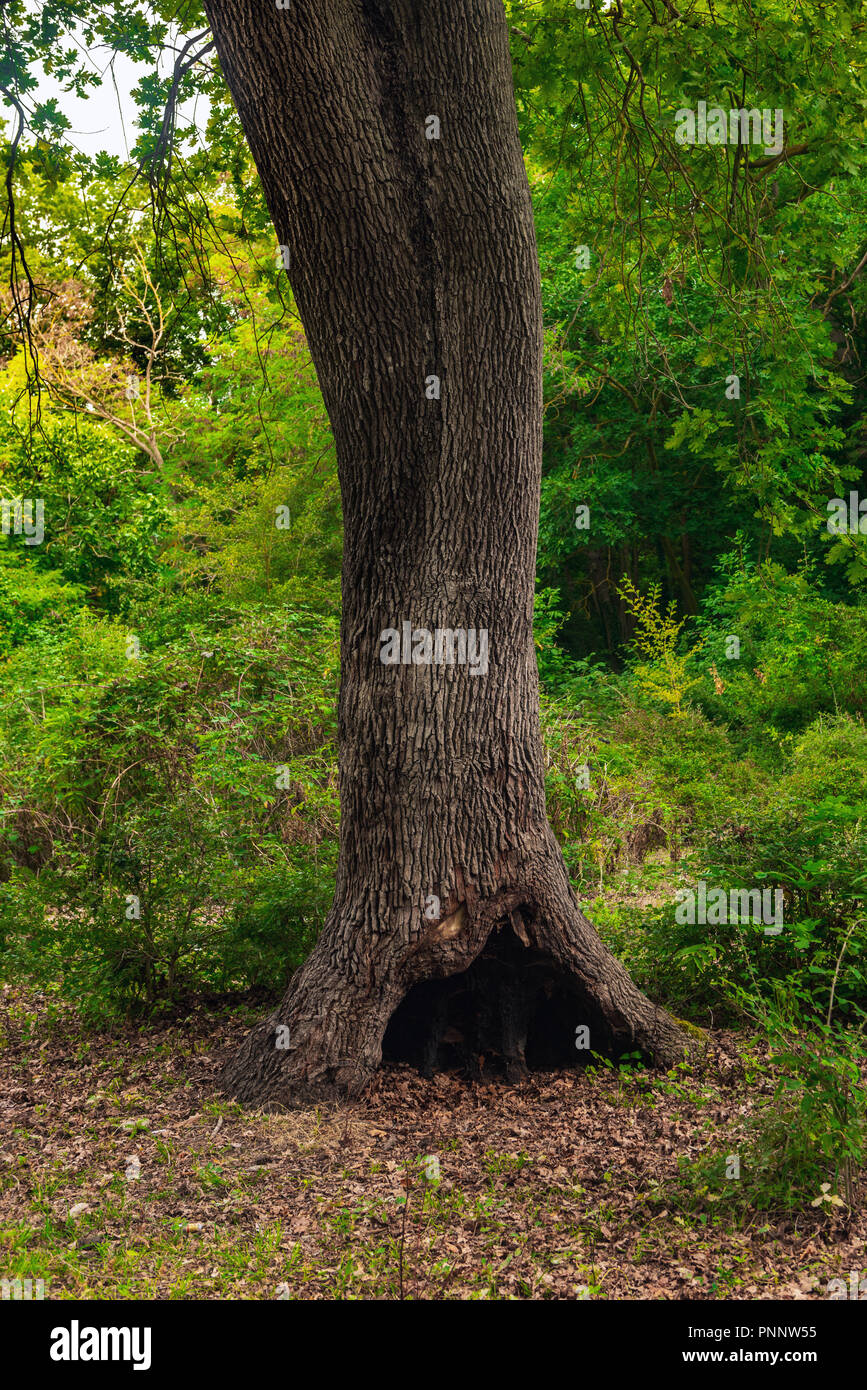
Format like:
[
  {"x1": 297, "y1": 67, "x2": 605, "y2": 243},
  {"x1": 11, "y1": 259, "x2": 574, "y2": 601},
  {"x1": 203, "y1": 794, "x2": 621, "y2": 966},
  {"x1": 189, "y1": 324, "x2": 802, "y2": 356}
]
[{"x1": 1, "y1": 987, "x2": 863, "y2": 1300}]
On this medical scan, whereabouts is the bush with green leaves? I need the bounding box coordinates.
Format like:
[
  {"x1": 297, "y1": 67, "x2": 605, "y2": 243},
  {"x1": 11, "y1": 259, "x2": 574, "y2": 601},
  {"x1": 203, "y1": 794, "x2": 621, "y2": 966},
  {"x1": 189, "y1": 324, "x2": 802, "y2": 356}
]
[
  {"x1": 0, "y1": 597, "x2": 339, "y2": 1017},
  {"x1": 0, "y1": 394, "x2": 169, "y2": 618},
  {"x1": 694, "y1": 561, "x2": 867, "y2": 738}
]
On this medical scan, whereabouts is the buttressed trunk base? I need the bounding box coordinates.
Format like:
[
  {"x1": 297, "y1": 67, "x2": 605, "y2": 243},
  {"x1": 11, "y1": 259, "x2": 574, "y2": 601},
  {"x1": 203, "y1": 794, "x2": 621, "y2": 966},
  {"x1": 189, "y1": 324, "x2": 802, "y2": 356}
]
[{"x1": 220, "y1": 840, "x2": 693, "y2": 1106}]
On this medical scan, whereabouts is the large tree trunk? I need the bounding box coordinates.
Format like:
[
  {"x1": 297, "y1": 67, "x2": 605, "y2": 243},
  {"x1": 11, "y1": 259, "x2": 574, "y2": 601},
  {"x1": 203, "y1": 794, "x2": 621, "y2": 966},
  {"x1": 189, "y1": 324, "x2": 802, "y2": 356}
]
[{"x1": 203, "y1": 0, "x2": 692, "y2": 1104}]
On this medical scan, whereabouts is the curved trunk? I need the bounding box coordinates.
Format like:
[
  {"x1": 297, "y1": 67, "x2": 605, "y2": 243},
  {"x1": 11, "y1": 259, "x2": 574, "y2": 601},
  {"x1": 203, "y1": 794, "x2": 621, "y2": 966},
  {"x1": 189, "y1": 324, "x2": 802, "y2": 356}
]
[{"x1": 203, "y1": 0, "x2": 692, "y2": 1104}]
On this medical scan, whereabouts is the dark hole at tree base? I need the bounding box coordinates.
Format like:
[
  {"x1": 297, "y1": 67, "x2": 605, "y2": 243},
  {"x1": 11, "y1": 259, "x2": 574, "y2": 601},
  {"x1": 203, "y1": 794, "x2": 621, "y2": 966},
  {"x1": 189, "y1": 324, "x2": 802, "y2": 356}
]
[{"x1": 383, "y1": 924, "x2": 628, "y2": 1082}]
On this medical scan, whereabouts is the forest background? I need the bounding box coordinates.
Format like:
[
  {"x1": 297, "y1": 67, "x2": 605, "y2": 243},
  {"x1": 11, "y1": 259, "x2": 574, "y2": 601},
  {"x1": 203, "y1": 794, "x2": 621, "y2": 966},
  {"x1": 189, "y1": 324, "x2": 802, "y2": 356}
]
[{"x1": 2, "y1": 0, "x2": 867, "y2": 1217}]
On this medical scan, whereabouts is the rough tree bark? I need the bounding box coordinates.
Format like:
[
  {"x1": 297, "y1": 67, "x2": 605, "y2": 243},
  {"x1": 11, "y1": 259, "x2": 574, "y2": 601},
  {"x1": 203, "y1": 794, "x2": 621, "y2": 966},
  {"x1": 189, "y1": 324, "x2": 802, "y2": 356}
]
[{"x1": 203, "y1": 0, "x2": 693, "y2": 1104}]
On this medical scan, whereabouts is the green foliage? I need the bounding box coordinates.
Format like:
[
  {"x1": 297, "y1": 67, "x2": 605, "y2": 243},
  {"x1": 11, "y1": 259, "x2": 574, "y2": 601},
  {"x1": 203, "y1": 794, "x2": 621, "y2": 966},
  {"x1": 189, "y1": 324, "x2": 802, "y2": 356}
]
[
  {"x1": 0, "y1": 391, "x2": 168, "y2": 615},
  {"x1": 0, "y1": 599, "x2": 338, "y2": 1017},
  {"x1": 617, "y1": 578, "x2": 704, "y2": 717},
  {"x1": 694, "y1": 561, "x2": 867, "y2": 735},
  {"x1": 740, "y1": 1020, "x2": 867, "y2": 1212},
  {"x1": 515, "y1": 1, "x2": 867, "y2": 656}
]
